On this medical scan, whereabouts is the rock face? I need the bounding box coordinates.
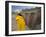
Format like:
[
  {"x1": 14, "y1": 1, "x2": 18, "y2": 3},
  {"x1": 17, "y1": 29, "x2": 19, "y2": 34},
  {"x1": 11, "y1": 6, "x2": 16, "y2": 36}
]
[
  {"x1": 20, "y1": 7, "x2": 41, "y2": 30},
  {"x1": 12, "y1": 15, "x2": 17, "y2": 31}
]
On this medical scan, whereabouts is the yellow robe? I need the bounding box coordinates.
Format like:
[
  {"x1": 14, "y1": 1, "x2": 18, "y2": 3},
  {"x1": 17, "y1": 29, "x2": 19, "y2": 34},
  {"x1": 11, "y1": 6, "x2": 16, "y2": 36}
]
[{"x1": 16, "y1": 15, "x2": 26, "y2": 31}]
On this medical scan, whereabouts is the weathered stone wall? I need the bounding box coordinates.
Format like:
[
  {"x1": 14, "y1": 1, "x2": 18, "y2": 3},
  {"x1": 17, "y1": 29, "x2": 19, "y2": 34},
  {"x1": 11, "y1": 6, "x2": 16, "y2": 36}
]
[{"x1": 20, "y1": 7, "x2": 41, "y2": 30}]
